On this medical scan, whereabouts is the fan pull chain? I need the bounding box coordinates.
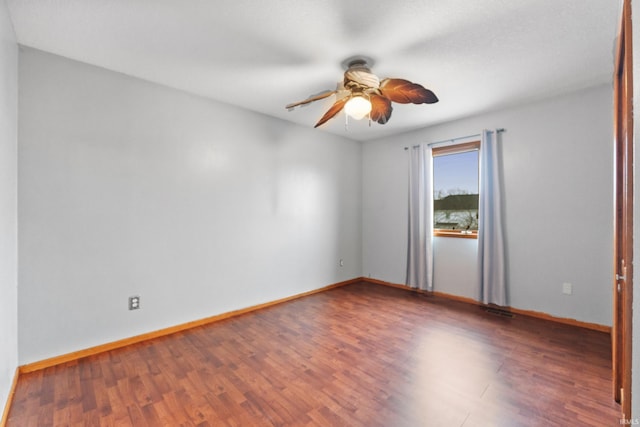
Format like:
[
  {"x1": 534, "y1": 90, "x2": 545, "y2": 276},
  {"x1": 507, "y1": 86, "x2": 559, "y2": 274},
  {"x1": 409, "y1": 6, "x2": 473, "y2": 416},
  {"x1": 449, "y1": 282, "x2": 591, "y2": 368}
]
[{"x1": 344, "y1": 113, "x2": 349, "y2": 131}]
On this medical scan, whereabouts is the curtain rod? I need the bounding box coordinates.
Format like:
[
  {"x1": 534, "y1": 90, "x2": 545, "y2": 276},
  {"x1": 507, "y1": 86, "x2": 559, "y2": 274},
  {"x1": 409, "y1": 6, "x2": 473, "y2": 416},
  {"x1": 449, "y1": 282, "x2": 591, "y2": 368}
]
[{"x1": 404, "y1": 128, "x2": 505, "y2": 150}]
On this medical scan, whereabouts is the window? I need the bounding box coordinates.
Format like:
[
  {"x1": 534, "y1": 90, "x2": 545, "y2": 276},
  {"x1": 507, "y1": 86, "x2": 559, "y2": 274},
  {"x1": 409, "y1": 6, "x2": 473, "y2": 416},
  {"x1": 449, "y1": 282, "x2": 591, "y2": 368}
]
[{"x1": 432, "y1": 141, "x2": 480, "y2": 238}]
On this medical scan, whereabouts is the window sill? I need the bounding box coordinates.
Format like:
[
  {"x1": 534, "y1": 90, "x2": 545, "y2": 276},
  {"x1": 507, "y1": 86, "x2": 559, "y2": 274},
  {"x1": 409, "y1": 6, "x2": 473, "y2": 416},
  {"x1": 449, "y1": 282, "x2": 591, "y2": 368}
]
[{"x1": 434, "y1": 230, "x2": 478, "y2": 239}]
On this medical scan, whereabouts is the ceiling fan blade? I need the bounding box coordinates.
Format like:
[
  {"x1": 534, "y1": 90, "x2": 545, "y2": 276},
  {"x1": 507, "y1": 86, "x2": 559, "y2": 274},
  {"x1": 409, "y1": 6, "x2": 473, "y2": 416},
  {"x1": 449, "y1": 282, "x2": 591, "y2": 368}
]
[
  {"x1": 379, "y1": 78, "x2": 438, "y2": 104},
  {"x1": 369, "y1": 93, "x2": 393, "y2": 124},
  {"x1": 314, "y1": 96, "x2": 349, "y2": 128},
  {"x1": 285, "y1": 90, "x2": 336, "y2": 110}
]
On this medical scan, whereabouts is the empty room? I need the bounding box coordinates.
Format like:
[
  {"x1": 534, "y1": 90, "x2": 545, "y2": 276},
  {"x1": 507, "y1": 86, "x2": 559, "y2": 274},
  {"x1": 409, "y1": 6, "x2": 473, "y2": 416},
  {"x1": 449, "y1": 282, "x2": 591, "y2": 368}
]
[{"x1": 1, "y1": 1, "x2": 639, "y2": 426}]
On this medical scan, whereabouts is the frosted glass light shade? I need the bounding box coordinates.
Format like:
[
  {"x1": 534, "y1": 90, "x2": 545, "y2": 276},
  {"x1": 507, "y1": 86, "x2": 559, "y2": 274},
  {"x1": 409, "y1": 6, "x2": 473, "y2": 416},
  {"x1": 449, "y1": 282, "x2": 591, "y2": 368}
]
[{"x1": 344, "y1": 96, "x2": 372, "y2": 120}]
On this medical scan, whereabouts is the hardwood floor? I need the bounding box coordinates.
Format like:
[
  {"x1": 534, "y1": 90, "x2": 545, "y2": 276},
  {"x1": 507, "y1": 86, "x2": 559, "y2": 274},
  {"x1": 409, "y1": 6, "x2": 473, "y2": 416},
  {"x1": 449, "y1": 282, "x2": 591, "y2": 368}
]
[{"x1": 7, "y1": 282, "x2": 621, "y2": 426}]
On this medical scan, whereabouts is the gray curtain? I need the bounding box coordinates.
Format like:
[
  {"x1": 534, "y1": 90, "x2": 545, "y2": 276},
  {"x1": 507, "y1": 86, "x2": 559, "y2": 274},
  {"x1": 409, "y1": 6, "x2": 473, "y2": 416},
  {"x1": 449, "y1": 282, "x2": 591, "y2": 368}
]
[
  {"x1": 477, "y1": 129, "x2": 506, "y2": 305},
  {"x1": 406, "y1": 145, "x2": 434, "y2": 291}
]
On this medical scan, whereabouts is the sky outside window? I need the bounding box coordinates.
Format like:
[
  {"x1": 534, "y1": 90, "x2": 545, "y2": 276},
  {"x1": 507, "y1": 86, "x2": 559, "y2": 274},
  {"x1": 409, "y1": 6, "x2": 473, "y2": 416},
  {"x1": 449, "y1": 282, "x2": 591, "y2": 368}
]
[{"x1": 433, "y1": 150, "x2": 478, "y2": 197}]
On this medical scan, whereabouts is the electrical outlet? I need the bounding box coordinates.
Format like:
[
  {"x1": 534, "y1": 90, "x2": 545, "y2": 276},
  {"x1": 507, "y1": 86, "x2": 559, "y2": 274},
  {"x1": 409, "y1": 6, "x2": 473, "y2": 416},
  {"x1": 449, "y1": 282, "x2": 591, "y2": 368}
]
[
  {"x1": 129, "y1": 296, "x2": 140, "y2": 310},
  {"x1": 562, "y1": 283, "x2": 572, "y2": 295}
]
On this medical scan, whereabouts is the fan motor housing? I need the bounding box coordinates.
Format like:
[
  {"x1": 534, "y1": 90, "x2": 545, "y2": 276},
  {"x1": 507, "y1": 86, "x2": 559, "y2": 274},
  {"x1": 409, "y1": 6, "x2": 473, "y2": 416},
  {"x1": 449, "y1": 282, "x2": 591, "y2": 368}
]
[{"x1": 342, "y1": 56, "x2": 379, "y2": 91}]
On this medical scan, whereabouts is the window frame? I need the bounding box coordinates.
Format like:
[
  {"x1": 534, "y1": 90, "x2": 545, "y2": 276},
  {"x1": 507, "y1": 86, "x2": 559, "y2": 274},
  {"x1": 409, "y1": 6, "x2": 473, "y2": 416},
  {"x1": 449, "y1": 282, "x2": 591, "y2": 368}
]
[{"x1": 432, "y1": 140, "x2": 480, "y2": 239}]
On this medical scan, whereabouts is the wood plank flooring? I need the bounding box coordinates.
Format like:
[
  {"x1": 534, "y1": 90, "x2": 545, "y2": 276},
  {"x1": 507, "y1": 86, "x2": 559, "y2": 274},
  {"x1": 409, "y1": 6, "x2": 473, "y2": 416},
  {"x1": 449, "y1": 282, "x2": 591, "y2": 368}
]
[{"x1": 7, "y1": 282, "x2": 621, "y2": 426}]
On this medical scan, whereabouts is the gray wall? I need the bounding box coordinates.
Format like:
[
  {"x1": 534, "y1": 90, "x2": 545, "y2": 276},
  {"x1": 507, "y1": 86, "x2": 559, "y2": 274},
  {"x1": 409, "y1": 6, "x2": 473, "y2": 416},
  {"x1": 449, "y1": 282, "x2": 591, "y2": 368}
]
[
  {"x1": 362, "y1": 84, "x2": 613, "y2": 326},
  {"x1": 0, "y1": 0, "x2": 18, "y2": 414},
  {"x1": 18, "y1": 48, "x2": 362, "y2": 364}
]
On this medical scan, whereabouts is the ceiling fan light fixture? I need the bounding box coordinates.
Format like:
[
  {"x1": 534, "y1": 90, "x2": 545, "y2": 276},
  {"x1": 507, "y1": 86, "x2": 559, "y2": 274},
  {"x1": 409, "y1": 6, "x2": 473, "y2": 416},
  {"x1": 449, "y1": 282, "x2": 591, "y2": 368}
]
[
  {"x1": 286, "y1": 55, "x2": 438, "y2": 128},
  {"x1": 344, "y1": 96, "x2": 372, "y2": 120}
]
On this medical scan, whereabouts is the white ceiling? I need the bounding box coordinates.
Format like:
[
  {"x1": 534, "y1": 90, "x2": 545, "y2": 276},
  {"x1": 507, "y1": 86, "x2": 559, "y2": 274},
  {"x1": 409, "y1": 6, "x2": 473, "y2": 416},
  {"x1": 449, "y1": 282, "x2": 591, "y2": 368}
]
[{"x1": 6, "y1": 0, "x2": 621, "y2": 141}]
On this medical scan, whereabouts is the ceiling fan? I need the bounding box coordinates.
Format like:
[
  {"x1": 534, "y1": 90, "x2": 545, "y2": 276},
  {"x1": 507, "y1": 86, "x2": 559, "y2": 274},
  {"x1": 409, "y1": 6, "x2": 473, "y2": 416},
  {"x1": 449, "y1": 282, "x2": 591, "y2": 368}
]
[{"x1": 285, "y1": 56, "x2": 439, "y2": 128}]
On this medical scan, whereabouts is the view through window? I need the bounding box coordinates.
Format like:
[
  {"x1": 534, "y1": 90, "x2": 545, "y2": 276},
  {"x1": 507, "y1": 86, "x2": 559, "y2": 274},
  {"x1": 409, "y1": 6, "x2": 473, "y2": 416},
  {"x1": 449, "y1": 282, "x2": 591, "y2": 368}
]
[{"x1": 432, "y1": 141, "x2": 480, "y2": 236}]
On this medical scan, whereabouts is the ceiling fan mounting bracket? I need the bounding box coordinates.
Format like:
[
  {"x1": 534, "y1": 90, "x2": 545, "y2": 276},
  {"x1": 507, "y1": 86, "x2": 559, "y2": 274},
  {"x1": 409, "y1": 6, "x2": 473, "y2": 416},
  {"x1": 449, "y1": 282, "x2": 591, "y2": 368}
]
[{"x1": 341, "y1": 55, "x2": 375, "y2": 70}]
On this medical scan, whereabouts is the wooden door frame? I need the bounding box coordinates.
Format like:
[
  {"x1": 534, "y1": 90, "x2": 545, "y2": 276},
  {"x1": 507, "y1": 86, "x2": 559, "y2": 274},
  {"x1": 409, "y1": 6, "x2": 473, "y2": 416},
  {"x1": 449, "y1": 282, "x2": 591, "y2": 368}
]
[{"x1": 613, "y1": 0, "x2": 633, "y2": 419}]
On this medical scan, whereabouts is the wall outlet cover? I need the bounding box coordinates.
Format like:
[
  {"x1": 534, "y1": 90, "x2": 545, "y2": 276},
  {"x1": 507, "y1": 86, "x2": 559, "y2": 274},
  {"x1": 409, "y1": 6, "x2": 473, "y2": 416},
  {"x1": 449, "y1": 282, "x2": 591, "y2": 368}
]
[{"x1": 129, "y1": 296, "x2": 140, "y2": 310}]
